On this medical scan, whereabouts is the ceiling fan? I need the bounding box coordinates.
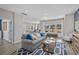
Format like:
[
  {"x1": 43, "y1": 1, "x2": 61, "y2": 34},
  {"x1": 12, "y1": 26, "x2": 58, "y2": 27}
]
[
  {"x1": 21, "y1": 10, "x2": 28, "y2": 16},
  {"x1": 21, "y1": 12, "x2": 27, "y2": 16}
]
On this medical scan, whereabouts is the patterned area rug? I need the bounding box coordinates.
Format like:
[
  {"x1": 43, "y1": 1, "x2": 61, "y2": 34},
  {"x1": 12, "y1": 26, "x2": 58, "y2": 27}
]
[
  {"x1": 17, "y1": 48, "x2": 52, "y2": 55},
  {"x1": 54, "y1": 38, "x2": 68, "y2": 55},
  {"x1": 17, "y1": 38, "x2": 68, "y2": 55}
]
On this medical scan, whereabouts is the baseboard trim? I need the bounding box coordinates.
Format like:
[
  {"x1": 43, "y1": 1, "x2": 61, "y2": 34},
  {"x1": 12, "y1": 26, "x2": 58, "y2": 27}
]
[{"x1": 13, "y1": 40, "x2": 21, "y2": 44}]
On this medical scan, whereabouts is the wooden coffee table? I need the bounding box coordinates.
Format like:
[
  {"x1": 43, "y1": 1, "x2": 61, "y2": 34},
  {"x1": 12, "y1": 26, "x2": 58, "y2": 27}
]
[{"x1": 41, "y1": 38, "x2": 55, "y2": 53}]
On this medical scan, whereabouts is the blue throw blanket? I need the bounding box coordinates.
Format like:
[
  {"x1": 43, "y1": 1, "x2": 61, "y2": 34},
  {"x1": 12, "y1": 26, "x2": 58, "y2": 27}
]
[
  {"x1": 22, "y1": 34, "x2": 33, "y2": 40},
  {"x1": 26, "y1": 34, "x2": 33, "y2": 40}
]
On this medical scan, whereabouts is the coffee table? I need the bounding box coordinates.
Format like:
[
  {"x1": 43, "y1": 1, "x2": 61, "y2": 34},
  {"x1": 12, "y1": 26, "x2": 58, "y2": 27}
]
[{"x1": 41, "y1": 38, "x2": 55, "y2": 53}]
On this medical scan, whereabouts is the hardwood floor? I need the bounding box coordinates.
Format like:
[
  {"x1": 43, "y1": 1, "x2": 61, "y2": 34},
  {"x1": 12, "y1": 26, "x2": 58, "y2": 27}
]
[
  {"x1": 64, "y1": 42, "x2": 75, "y2": 55},
  {"x1": 0, "y1": 39, "x2": 21, "y2": 55}
]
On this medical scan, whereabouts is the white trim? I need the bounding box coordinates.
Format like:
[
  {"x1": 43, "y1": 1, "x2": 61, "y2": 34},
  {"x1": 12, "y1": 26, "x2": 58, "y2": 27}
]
[
  {"x1": 5, "y1": 39, "x2": 12, "y2": 42},
  {"x1": 13, "y1": 40, "x2": 21, "y2": 44}
]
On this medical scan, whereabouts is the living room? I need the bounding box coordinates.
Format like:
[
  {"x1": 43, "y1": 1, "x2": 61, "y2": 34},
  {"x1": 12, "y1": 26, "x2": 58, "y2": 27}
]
[{"x1": 0, "y1": 4, "x2": 79, "y2": 55}]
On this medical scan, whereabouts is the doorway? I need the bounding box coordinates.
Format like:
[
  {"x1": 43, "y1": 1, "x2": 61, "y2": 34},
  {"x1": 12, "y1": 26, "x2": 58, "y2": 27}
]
[
  {"x1": 2, "y1": 20, "x2": 11, "y2": 42},
  {"x1": 0, "y1": 19, "x2": 3, "y2": 45}
]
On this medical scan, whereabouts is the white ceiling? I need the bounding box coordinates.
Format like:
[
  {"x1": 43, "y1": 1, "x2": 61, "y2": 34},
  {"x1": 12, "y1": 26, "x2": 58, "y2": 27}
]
[{"x1": 0, "y1": 4, "x2": 79, "y2": 21}]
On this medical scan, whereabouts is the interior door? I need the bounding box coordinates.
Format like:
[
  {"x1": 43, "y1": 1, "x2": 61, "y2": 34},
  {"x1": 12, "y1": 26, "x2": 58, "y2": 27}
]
[{"x1": 2, "y1": 20, "x2": 10, "y2": 42}]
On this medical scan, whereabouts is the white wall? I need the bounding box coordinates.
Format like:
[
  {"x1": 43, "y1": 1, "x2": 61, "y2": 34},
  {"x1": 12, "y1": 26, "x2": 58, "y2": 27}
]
[
  {"x1": 64, "y1": 13, "x2": 74, "y2": 36},
  {"x1": 0, "y1": 8, "x2": 13, "y2": 20},
  {"x1": 13, "y1": 13, "x2": 25, "y2": 43}
]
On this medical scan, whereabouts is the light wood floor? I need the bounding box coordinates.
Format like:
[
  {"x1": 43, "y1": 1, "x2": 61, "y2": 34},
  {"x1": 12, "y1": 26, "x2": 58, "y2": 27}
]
[
  {"x1": 64, "y1": 42, "x2": 74, "y2": 55},
  {"x1": 0, "y1": 39, "x2": 21, "y2": 55}
]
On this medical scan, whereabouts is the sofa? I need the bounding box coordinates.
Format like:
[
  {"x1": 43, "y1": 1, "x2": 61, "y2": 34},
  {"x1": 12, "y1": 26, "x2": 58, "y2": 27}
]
[{"x1": 21, "y1": 32, "x2": 45, "y2": 52}]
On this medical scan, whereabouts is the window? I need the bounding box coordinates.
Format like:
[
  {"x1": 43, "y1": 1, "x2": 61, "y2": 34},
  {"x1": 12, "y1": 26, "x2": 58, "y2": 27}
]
[
  {"x1": 50, "y1": 25, "x2": 55, "y2": 29},
  {"x1": 57, "y1": 24, "x2": 61, "y2": 29},
  {"x1": 45, "y1": 25, "x2": 49, "y2": 29}
]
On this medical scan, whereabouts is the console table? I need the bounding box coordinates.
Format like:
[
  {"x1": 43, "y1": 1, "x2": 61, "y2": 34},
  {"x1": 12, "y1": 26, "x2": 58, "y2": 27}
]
[{"x1": 46, "y1": 32, "x2": 57, "y2": 38}]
